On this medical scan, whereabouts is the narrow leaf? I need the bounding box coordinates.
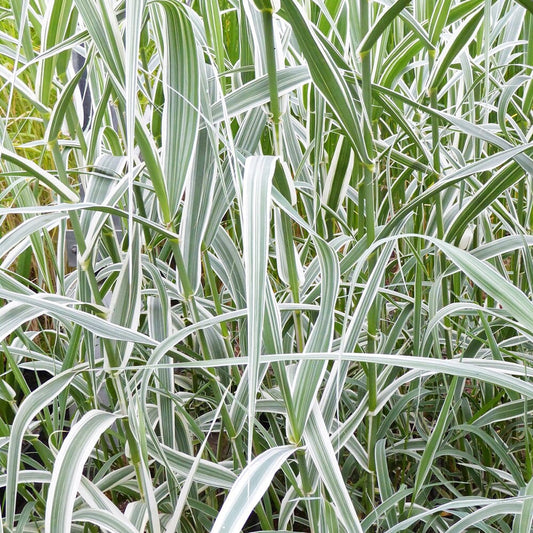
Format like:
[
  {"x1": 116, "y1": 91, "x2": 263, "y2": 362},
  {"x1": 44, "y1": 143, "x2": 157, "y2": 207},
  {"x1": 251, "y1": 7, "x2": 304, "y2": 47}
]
[
  {"x1": 5, "y1": 369, "x2": 81, "y2": 527},
  {"x1": 45, "y1": 410, "x2": 120, "y2": 533},
  {"x1": 211, "y1": 446, "x2": 296, "y2": 533},
  {"x1": 241, "y1": 156, "x2": 276, "y2": 459}
]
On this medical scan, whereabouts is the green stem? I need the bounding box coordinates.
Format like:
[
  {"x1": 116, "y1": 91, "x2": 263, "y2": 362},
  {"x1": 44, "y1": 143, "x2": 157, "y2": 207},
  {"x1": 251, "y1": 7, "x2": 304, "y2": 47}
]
[
  {"x1": 262, "y1": 8, "x2": 305, "y2": 355},
  {"x1": 359, "y1": 0, "x2": 379, "y2": 502},
  {"x1": 203, "y1": 252, "x2": 237, "y2": 363},
  {"x1": 297, "y1": 448, "x2": 312, "y2": 495},
  {"x1": 428, "y1": 55, "x2": 453, "y2": 358},
  {"x1": 296, "y1": 447, "x2": 320, "y2": 531},
  {"x1": 262, "y1": 9, "x2": 281, "y2": 126}
]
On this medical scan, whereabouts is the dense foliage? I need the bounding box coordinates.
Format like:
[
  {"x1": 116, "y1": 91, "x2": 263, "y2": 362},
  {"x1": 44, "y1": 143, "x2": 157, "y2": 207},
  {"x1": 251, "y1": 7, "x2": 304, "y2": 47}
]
[{"x1": 1, "y1": 0, "x2": 533, "y2": 531}]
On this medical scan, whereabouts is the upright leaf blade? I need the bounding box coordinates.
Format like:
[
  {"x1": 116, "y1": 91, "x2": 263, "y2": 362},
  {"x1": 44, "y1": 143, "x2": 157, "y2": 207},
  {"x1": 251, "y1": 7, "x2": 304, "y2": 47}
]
[
  {"x1": 280, "y1": 0, "x2": 371, "y2": 165},
  {"x1": 157, "y1": 1, "x2": 200, "y2": 220},
  {"x1": 241, "y1": 155, "x2": 276, "y2": 459}
]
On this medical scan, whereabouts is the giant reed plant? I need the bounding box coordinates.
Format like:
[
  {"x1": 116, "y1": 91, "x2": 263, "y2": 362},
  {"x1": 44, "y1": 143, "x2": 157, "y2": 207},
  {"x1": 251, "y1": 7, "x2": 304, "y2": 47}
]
[{"x1": 1, "y1": 0, "x2": 533, "y2": 531}]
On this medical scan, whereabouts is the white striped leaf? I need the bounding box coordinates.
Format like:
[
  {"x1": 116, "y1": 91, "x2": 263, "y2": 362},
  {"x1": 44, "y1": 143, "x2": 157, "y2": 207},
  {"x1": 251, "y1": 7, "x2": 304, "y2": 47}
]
[
  {"x1": 304, "y1": 404, "x2": 363, "y2": 533},
  {"x1": 0, "y1": 148, "x2": 77, "y2": 202},
  {"x1": 241, "y1": 155, "x2": 276, "y2": 459},
  {"x1": 157, "y1": 0, "x2": 200, "y2": 220},
  {"x1": 0, "y1": 289, "x2": 155, "y2": 346},
  {"x1": 5, "y1": 369, "x2": 81, "y2": 528},
  {"x1": 290, "y1": 238, "x2": 339, "y2": 441},
  {"x1": 211, "y1": 445, "x2": 296, "y2": 533},
  {"x1": 72, "y1": 509, "x2": 139, "y2": 533},
  {"x1": 45, "y1": 410, "x2": 120, "y2": 533}
]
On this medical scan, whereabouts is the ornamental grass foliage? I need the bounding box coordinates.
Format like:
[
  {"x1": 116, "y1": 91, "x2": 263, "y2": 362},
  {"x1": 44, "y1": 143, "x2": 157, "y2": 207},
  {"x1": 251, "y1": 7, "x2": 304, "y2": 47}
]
[{"x1": 0, "y1": 0, "x2": 533, "y2": 531}]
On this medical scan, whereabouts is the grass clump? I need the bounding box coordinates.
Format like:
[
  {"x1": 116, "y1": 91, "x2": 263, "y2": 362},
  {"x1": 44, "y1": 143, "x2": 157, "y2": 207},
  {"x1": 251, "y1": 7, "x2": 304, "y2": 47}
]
[{"x1": 1, "y1": 0, "x2": 533, "y2": 531}]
